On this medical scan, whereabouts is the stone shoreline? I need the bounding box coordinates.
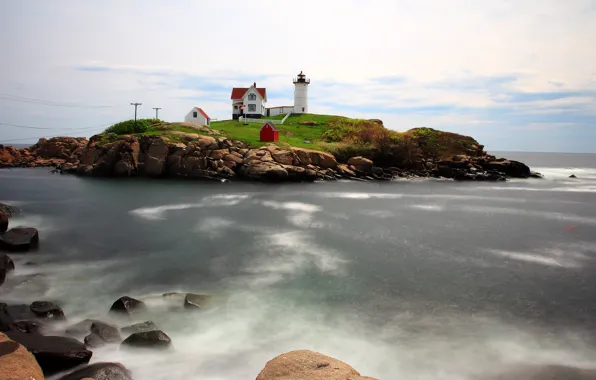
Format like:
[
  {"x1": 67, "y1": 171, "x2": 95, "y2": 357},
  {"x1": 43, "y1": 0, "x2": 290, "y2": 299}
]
[{"x1": 1, "y1": 135, "x2": 541, "y2": 183}]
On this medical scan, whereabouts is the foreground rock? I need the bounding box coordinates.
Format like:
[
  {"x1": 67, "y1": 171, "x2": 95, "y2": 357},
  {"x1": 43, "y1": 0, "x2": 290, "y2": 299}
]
[
  {"x1": 0, "y1": 137, "x2": 87, "y2": 169},
  {"x1": 57, "y1": 362, "x2": 133, "y2": 380},
  {"x1": 84, "y1": 321, "x2": 121, "y2": 348},
  {"x1": 184, "y1": 293, "x2": 210, "y2": 309},
  {"x1": 0, "y1": 254, "x2": 15, "y2": 286},
  {"x1": 109, "y1": 296, "x2": 147, "y2": 318},
  {"x1": 0, "y1": 227, "x2": 40, "y2": 252},
  {"x1": 0, "y1": 203, "x2": 19, "y2": 217},
  {"x1": 30, "y1": 301, "x2": 66, "y2": 321},
  {"x1": 5, "y1": 331, "x2": 92, "y2": 376},
  {"x1": 256, "y1": 350, "x2": 378, "y2": 380},
  {"x1": 121, "y1": 321, "x2": 159, "y2": 334},
  {"x1": 0, "y1": 332, "x2": 45, "y2": 380},
  {"x1": 121, "y1": 330, "x2": 172, "y2": 350}
]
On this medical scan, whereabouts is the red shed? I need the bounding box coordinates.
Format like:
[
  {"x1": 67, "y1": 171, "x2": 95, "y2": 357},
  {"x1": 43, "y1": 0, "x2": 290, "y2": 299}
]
[{"x1": 260, "y1": 122, "x2": 279, "y2": 142}]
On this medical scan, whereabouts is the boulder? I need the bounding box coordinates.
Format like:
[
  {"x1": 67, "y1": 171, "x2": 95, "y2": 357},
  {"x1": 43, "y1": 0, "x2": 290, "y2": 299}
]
[
  {"x1": 140, "y1": 136, "x2": 169, "y2": 176},
  {"x1": 56, "y1": 362, "x2": 133, "y2": 380},
  {"x1": 292, "y1": 148, "x2": 338, "y2": 169},
  {"x1": 30, "y1": 301, "x2": 66, "y2": 321},
  {"x1": 347, "y1": 156, "x2": 374, "y2": 173},
  {"x1": 271, "y1": 150, "x2": 296, "y2": 165},
  {"x1": 109, "y1": 296, "x2": 147, "y2": 318},
  {"x1": 256, "y1": 350, "x2": 378, "y2": 380},
  {"x1": 223, "y1": 154, "x2": 244, "y2": 165},
  {"x1": 121, "y1": 321, "x2": 159, "y2": 334},
  {"x1": 2, "y1": 304, "x2": 37, "y2": 323},
  {"x1": 30, "y1": 137, "x2": 88, "y2": 160},
  {"x1": 0, "y1": 203, "x2": 20, "y2": 218},
  {"x1": 244, "y1": 161, "x2": 289, "y2": 181},
  {"x1": 64, "y1": 319, "x2": 102, "y2": 338},
  {"x1": 0, "y1": 227, "x2": 40, "y2": 252},
  {"x1": 90, "y1": 321, "x2": 121, "y2": 343},
  {"x1": 209, "y1": 149, "x2": 229, "y2": 160},
  {"x1": 120, "y1": 330, "x2": 172, "y2": 350},
  {"x1": 0, "y1": 254, "x2": 15, "y2": 287},
  {"x1": 0, "y1": 332, "x2": 44, "y2": 380},
  {"x1": 569, "y1": 174, "x2": 577, "y2": 179},
  {"x1": 184, "y1": 293, "x2": 210, "y2": 309},
  {"x1": 5, "y1": 331, "x2": 92, "y2": 376},
  {"x1": 0, "y1": 211, "x2": 7, "y2": 233},
  {"x1": 83, "y1": 333, "x2": 105, "y2": 348},
  {"x1": 10, "y1": 320, "x2": 46, "y2": 335},
  {"x1": 484, "y1": 159, "x2": 531, "y2": 178}
]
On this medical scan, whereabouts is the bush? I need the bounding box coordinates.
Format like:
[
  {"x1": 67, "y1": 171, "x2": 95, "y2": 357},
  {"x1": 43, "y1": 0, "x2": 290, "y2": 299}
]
[{"x1": 104, "y1": 119, "x2": 154, "y2": 135}]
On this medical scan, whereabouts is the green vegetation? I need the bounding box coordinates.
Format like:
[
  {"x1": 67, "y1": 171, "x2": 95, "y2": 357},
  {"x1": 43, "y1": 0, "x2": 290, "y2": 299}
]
[
  {"x1": 100, "y1": 114, "x2": 481, "y2": 165},
  {"x1": 104, "y1": 119, "x2": 155, "y2": 135}
]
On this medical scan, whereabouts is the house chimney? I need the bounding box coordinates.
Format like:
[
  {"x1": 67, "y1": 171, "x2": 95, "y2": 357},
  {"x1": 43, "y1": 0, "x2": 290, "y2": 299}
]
[{"x1": 253, "y1": 82, "x2": 256, "y2": 88}]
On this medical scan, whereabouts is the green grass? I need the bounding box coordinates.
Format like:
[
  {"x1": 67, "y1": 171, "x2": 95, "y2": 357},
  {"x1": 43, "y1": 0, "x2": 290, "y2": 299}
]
[{"x1": 210, "y1": 114, "x2": 339, "y2": 149}]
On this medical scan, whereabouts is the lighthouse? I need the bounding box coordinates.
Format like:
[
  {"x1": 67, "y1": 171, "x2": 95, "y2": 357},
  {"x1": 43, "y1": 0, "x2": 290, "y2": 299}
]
[{"x1": 293, "y1": 71, "x2": 310, "y2": 114}]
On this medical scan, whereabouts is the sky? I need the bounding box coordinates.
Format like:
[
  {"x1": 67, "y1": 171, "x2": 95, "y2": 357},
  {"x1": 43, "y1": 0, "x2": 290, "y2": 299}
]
[{"x1": 1, "y1": 0, "x2": 595, "y2": 152}]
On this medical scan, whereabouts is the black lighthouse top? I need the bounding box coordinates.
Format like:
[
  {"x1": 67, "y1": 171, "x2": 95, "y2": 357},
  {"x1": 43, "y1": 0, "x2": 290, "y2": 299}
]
[{"x1": 293, "y1": 71, "x2": 310, "y2": 84}]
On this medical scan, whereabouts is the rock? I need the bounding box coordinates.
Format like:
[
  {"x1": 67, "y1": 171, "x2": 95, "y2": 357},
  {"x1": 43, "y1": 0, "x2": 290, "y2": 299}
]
[
  {"x1": 209, "y1": 149, "x2": 229, "y2": 160},
  {"x1": 140, "y1": 136, "x2": 169, "y2": 176},
  {"x1": 120, "y1": 330, "x2": 172, "y2": 350},
  {"x1": 30, "y1": 301, "x2": 66, "y2": 321},
  {"x1": 0, "y1": 332, "x2": 44, "y2": 380},
  {"x1": 0, "y1": 212, "x2": 7, "y2": 233},
  {"x1": 243, "y1": 161, "x2": 289, "y2": 181},
  {"x1": 30, "y1": 137, "x2": 88, "y2": 160},
  {"x1": 64, "y1": 319, "x2": 102, "y2": 338},
  {"x1": 2, "y1": 304, "x2": 37, "y2": 323},
  {"x1": 56, "y1": 362, "x2": 133, "y2": 380},
  {"x1": 292, "y1": 147, "x2": 338, "y2": 169},
  {"x1": 10, "y1": 320, "x2": 46, "y2": 335},
  {"x1": 90, "y1": 321, "x2": 121, "y2": 343},
  {"x1": 109, "y1": 296, "x2": 147, "y2": 318},
  {"x1": 256, "y1": 350, "x2": 378, "y2": 380},
  {"x1": 0, "y1": 227, "x2": 40, "y2": 252},
  {"x1": 5, "y1": 330, "x2": 92, "y2": 376},
  {"x1": 347, "y1": 156, "x2": 374, "y2": 173},
  {"x1": 484, "y1": 159, "x2": 531, "y2": 178},
  {"x1": 121, "y1": 321, "x2": 159, "y2": 334},
  {"x1": 569, "y1": 174, "x2": 577, "y2": 178},
  {"x1": 271, "y1": 150, "x2": 296, "y2": 165},
  {"x1": 0, "y1": 203, "x2": 20, "y2": 217},
  {"x1": 184, "y1": 293, "x2": 210, "y2": 309},
  {"x1": 0, "y1": 254, "x2": 15, "y2": 287},
  {"x1": 83, "y1": 333, "x2": 105, "y2": 348},
  {"x1": 337, "y1": 164, "x2": 356, "y2": 177}
]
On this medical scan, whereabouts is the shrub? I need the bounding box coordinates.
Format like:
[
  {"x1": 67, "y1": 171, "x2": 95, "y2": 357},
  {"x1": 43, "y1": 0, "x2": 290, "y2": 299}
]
[{"x1": 103, "y1": 119, "x2": 154, "y2": 135}]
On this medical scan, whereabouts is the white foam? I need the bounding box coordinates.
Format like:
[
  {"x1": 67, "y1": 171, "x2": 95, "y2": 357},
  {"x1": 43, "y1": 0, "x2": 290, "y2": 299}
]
[
  {"x1": 362, "y1": 210, "x2": 396, "y2": 218},
  {"x1": 462, "y1": 206, "x2": 596, "y2": 226},
  {"x1": 261, "y1": 201, "x2": 322, "y2": 212},
  {"x1": 410, "y1": 204, "x2": 445, "y2": 212},
  {"x1": 534, "y1": 167, "x2": 596, "y2": 181},
  {"x1": 130, "y1": 199, "x2": 243, "y2": 220}
]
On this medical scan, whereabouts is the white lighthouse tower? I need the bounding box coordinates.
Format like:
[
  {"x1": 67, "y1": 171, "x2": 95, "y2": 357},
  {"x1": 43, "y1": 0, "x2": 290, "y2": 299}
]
[{"x1": 293, "y1": 71, "x2": 310, "y2": 114}]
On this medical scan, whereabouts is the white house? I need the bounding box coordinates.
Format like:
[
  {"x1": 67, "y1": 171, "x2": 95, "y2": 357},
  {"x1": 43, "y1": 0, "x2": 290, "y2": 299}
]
[
  {"x1": 184, "y1": 107, "x2": 211, "y2": 126},
  {"x1": 230, "y1": 82, "x2": 267, "y2": 120},
  {"x1": 230, "y1": 72, "x2": 311, "y2": 119}
]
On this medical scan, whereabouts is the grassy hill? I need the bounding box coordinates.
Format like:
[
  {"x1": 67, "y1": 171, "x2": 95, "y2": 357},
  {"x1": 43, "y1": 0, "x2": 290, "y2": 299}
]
[{"x1": 99, "y1": 114, "x2": 483, "y2": 166}]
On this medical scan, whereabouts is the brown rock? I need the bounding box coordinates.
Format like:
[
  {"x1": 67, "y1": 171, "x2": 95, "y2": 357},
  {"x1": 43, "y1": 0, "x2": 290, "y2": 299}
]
[
  {"x1": 347, "y1": 157, "x2": 373, "y2": 173},
  {"x1": 140, "y1": 136, "x2": 169, "y2": 176},
  {"x1": 0, "y1": 332, "x2": 44, "y2": 380},
  {"x1": 57, "y1": 362, "x2": 132, "y2": 380},
  {"x1": 292, "y1": 148, "x2": 338, "y2": 169},
  {"x1": 272, "y1": 150, "x2": 296, "y2": 165},
  {"x1": 337, "y1": 164, "x2": 356, "y2": 177},
  {"x1": 209, "y1": 149, "x2": 229, "y2": 160},
  {"x1": 223, "y1": 154, "x2": 244, "y2": 165},
  {"x1": 256, "y1": 350, "x2": 378, "y2": 380},
  {"x1": 197, "y1": 135, "x2": 217, "y2": 150},
  {"x1": 243, "y1": 161, "x2": 288, "y2": 181},
  {"x1": 30, "y1": 137, "x2": 88, "y2": 160}
]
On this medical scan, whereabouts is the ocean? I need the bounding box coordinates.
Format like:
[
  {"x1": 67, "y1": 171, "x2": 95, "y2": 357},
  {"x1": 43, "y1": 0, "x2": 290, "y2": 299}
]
[{"x1": 1, "y1": 151, "x2": 596, "y2": 379}]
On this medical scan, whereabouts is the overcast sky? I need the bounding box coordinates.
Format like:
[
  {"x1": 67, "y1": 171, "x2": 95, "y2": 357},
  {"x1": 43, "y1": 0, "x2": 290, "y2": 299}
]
[{"x1": 1, "y1": 0, "x2": 595, "y2": 152}]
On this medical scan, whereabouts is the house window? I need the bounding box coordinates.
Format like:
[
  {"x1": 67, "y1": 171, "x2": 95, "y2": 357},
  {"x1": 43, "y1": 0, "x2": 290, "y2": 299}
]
[
  {"x1": 193, "y1": 111, "x2": 198, "y2": 118},
  {"x1": 248, "y1": 104, "x2": 256, "y2": 112},
  {"x1": 234, "y1": 106, "x2": 238, "y2": 109},
  {"x1": 248, "y1": 93, "x2": 256, "y2": 101},
  {"x1": 302, "y1": 107, "x2": 305, "y2": 112}
]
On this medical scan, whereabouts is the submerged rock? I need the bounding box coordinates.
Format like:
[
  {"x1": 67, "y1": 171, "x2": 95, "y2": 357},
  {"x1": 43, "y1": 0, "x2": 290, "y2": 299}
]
[
  {"x1": 121, "y1": 330, "x2": 172, "y2": 350},
  {"x1": 109, "y1": 296, "x2": 147, "y2": 318},
  {"x1": 569, "y1": 174, "x2": 577, "y2": 178},
  {"x1": 121, "y1": 321, "x2": 159, "y2": 334},
  {"x1": 484, "y1": 159, "x2": 531, "y2": 178},
  {"x1": 256, "y1": 350, "x2": 378, "y2": 380},
  {"x1": 184, "y1": 293, "x2": 210, "y2": 309},
  {"x1": 57, "y1": 362, "x2": 133, "y2": 380},
  {"x1": 0, "y1": 332, "x2": 44, "y2": 380},
  {"x1": 90, "y1": 321, "x2": 121, "y2": 343},
  {"x1": 30, "y1": 301, "x2": 67, "y2": 321},
  {"x1": 5, "y1": 330, "x2": 92, "y2": 376},
  {"x1": 10, "y1": 320, "x2": 47, "y2": 335},
  {"x1": 0, "y1": 227, "x2": 40, "y2": 252},
  {"x1": 64, "y1": 319, "x2": 102, "y2": 338},
  {"x1": 0, "y1": 254, "x2": 15, "y2": 286}
]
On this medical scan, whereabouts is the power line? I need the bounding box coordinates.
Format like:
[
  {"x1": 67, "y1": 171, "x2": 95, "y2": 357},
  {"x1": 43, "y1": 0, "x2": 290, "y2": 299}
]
[
  {"x1": 131, "y1": 103, "x2": 142, "y2": 130},
  {"x1": 0, "y1": 121, "x2": 118, "y2": 144},
  {"x1": 0, "y1": 93, "x2": 127, "y2": 108},
  {"x1": 152, "y1": 107, "x2": 161, "y2": 120},
  {"x1": 0, "y1": 122, "x2": 51, "y2": 130}
]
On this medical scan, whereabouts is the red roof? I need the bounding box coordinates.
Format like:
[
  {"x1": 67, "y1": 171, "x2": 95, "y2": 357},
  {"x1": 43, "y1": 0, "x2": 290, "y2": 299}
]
[
  {"x1": 231, "y1": 87, "x2": 267, "y2": 100},
  {"x1": 261, "y1": 121, "x2": 277, "y2": 131},
  {"x1": 195, "y1": 107, "x2": 210, "y2": 120}
]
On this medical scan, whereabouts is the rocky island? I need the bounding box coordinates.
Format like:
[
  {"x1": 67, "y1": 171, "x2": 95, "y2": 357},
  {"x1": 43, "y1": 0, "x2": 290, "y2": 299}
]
[{"x1": 0, "y1": 115, "x2": 540, "y2": 182}]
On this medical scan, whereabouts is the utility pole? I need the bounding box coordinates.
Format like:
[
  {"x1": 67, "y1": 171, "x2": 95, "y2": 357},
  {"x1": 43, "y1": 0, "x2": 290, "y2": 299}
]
[
  {"x1": 152, "y1": 107, "x2": 161, "y2": 120},
  {"x1": 130, "y1": 102, "x2": 142, "y2": 131}
]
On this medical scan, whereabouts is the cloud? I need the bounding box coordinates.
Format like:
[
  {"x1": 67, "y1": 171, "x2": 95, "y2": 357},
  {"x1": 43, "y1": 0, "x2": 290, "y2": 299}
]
[{"x1": 0, "y1": 0, "x2": 594, "y2": 152}]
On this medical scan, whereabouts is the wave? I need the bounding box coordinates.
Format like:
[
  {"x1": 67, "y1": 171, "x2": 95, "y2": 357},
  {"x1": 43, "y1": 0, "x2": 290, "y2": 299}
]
[
  {"x1": 130, "y1": 199, "x2": 244, "y2": 220},
  {"x1": 461, "y1": 206, "x2": 596, "y2": 226},
  {"x1": 261, "y1": 200, "x2": 322, "y2": 212}
]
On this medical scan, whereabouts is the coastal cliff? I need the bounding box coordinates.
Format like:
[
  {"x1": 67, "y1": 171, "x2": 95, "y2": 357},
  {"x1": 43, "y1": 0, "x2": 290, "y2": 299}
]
[{"x1": 0, "y1": 121, "x2": 539, "y2": 182}]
